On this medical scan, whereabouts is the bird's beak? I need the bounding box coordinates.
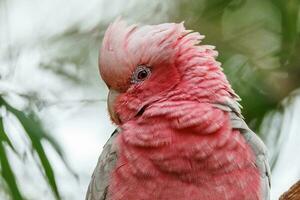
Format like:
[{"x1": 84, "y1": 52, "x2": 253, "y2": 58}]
[{"x1": 107, "y1": 89, "x2": 121, "y2": 124}]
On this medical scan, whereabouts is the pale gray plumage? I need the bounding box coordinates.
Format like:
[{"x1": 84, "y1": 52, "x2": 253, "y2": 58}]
[
  {"x1": 214, "y1": 99, "x2": 271, "y2": 200},
  {"x1": 86, "y1": 130, "x2": 118, "y2": 200},
  {"x1": 86, "y1": 100, "x2": 271, "y2": 200}
]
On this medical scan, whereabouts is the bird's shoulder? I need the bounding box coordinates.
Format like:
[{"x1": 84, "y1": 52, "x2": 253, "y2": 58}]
[
  {"x1": 213, "y1": 99, "x2": 271, "y2": 200},
  {"x1": 85, "y1": 129, "x2": 119, "y2": 200}
]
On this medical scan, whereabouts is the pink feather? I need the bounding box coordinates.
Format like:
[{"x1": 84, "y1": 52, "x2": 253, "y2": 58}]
[{"x1": 99, "y1": 19, "x2": 261, "y2": 200}]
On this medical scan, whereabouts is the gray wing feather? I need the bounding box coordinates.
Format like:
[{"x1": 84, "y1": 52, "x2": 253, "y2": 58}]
[
  {"x1": 214, "y1": 100, "x2": 271, "y2": 200},
  {"x1": 86, "y1": 130, "x2": 119, "y2": 200}
]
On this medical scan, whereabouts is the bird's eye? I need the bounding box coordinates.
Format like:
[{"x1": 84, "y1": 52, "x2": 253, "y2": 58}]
[{"x1": 131, "y1": 65, "x2": 151, "y2": 83}]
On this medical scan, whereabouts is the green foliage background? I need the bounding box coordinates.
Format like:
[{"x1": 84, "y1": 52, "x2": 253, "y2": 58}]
[{"x1": 174, "y1": 0, "x2": 300, "y2": 130}]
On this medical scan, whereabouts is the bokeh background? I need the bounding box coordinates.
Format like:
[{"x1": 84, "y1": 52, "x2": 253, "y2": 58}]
[{"x1": 0, "y1": 0, "x2": 300, "y2": 199}]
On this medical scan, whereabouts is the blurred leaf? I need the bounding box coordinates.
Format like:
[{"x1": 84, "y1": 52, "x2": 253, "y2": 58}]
[
  {"x1": 0, "y1": 113, "x2": 18, "y2": 155},
  {"x1": 0, "y1": 116, "x2": 23, "y2": 200},
  {"x1": 0, "y1": 96, "x2": 61, "y2": 200},
  {"x1": 39, "y1": 26, "x2": 102, "y2": 86},
  {"x1": 222, "y1": 54, "x2": 278, "y2": 129},
  {"x1": 273, "y1": 0, "x2": 300, "y2": 66},
  {"x1": 40, "y1": 61, "x2": 83, "y2": 84}
]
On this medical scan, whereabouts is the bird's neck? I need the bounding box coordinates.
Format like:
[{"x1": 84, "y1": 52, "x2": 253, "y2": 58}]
[{"x1": 172, "y1": 44, "x2": 238, "y2": 103}]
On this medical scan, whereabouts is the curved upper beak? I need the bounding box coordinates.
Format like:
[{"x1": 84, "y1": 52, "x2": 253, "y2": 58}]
[{"x1": 107, "y1": 89, "x2": 121, "y2": 124}]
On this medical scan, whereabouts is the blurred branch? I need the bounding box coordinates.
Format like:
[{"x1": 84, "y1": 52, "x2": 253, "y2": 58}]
[
  {"x1": 280, "y1": 181, "x2": 300, "y2": 200},
  {"x1": 0, "y1": 88, "x2": 106, "y2": 111}
]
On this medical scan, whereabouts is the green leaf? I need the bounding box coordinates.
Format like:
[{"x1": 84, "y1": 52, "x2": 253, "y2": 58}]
[
  {"x1": 0, "y1": 96, "x2": 61, "y2": 200},
  {"x1": 0, "y1": 117, "x2": 24, "y2": 200},
  {"x1": 0, "y1": 119, "x2": 18, "y2": 156}
]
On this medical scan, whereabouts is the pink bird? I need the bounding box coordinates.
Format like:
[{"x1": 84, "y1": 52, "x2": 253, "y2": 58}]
[{"x1": 86, "y1": 19, "x2": 271, "y2": 200}]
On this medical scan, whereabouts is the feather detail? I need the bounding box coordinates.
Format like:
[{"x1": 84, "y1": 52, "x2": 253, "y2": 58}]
[
  {"x1": 106, "y1": 99, "x2": 262, "y2": 200},
  {"x1": 88, "y1": 19, "x2": 270, "y2": 200}
]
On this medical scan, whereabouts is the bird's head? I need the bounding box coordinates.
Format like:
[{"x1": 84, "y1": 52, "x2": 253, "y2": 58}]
[{"x1": 99, "y1": 19, "x2": 234, "y2": 125}]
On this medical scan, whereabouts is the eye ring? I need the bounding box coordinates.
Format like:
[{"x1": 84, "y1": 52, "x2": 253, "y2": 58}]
[{"x1": 131, "y1": 65, "x2": 151, "y2": 84}]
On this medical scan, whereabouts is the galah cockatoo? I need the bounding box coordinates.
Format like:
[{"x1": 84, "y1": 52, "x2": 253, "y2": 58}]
[{"x1": 86, "y1": 19, "x2": 271, "y2": 200}]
